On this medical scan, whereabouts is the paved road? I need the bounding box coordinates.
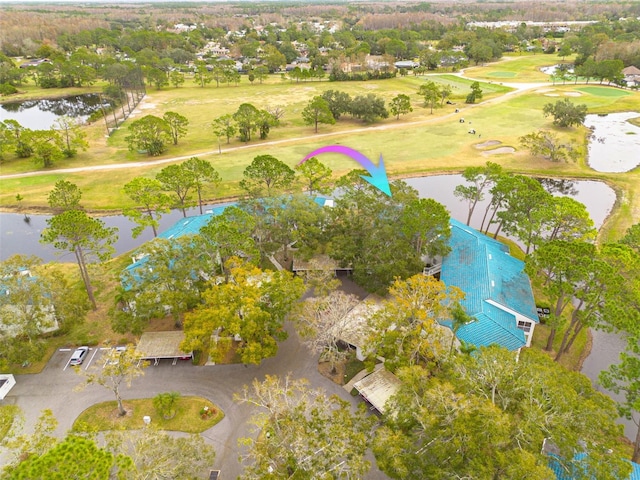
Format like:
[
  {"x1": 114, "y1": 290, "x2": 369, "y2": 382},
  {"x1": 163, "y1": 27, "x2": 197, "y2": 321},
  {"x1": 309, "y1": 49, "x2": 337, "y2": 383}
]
[{"x1": 1, "y1": 279, "x2": 388, "y2": 479}]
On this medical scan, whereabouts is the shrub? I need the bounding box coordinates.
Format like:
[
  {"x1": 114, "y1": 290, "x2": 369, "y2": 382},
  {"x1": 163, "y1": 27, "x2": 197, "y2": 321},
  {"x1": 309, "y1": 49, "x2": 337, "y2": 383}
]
[
  {"x1": 0, "y1": 83, "x2": 18, "y2": 96},
  {"x1": 153, "y1": 391, "x2": 181, "y2": 420}
]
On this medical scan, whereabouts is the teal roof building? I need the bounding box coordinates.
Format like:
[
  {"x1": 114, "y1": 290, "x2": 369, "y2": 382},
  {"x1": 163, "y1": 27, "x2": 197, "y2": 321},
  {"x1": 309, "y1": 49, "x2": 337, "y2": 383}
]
[
  {"x1": 548, "y1": 453, "x2": 640, "y2": 480},
  {"x1": 440, "y1": 219, "x2": 539, "y2": 351}
]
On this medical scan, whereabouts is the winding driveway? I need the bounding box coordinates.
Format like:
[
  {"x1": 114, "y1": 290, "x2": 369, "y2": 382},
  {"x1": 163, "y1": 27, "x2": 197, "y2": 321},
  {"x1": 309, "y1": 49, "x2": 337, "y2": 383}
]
[{"x1": 2, "y1": 280, "x2": 388, "y2": 479}]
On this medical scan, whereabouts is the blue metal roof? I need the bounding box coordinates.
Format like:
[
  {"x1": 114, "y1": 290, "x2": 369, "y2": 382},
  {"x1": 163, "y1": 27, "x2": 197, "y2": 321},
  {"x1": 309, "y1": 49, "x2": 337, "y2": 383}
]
[
  {"x1": 158, "y1": 206, "x2": 230, "y2": 240},
  {"x1": 440, "y1": 219, "x2": 538, "y2": 351},
  {"x1": 548, "y1": 453, "x2": 640, "y2": 480}
]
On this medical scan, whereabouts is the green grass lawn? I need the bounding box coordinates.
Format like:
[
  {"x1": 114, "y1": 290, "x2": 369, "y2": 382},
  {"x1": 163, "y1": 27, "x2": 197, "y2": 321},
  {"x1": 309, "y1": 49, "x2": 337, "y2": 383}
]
[
  {"x1": 463, "y1": 53, "x2": 571, "y2": 83},
  {"x1": 1, "y1": 61, "x2": 640, "y2": 239},
  {"x1": 576, "y1": 86, "x2": 632, "y2": 98},
  {"x1": 73, "y1": 396, "x2": 223, "y2": 433}
]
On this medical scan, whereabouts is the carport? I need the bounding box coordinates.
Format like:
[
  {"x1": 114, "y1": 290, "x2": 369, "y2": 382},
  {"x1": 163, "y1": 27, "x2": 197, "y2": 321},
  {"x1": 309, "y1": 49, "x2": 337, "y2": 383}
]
[
  {"x1": 136, "y1": 331, "x2": 192, "y2": 366},
  {"x1": 353, "y1": 368, "x2": 401, "y2": 415}
]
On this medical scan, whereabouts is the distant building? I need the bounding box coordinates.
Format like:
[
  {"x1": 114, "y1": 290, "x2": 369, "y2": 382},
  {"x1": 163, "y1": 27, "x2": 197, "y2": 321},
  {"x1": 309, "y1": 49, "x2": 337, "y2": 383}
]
[
  {"x1": 19, "y1": 58, "x2": 50, "y2": 69},
  {"x1": 623, "y1": 66, "x2": 640, "y2": 87},
  {"x1": 394, "y1": 60, "x2": 419, "y2": 69}
]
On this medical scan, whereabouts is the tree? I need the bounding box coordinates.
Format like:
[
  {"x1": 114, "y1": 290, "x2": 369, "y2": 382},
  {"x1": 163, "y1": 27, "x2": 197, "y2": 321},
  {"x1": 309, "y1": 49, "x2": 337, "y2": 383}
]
[
  {"x1": 321, "y1": 89, "x2": 352, "y2": 120},
  {"x1": 169, "y1": 70, "x2": 185, "y2": 88},
  {"x1": 536, "y1": 196, "x2": 596, "y2": 245},
  {"x1": 295, "y1": 156, "x2": 333, "y2": 196},
  {"x1": 374, "y1": 348, "x2": 630, "y2": 480},
  {"x1": 543, "y1": 98, "x2": 588, "y2": 128},
  {"x1": 5, "y1": 435, "x2": 120, "y2": 480},
  {"x1": 439, "y1": 84, "x2": 453, "y2": 106},
  {"x1": 183, "y1": 156, "x2": 221, "y2": 214},
  {"x1": 156, "y1": 163, "x2": 196, "y2": 217},
  {"x1": 349, "y1": 93, "x2": 389, "y2": 123},
  {"x1": 3, "y1": 409, "x2": 58, "y2": 468},
  {"x1": 53, "y1": 115, "x2": 88, "y2": 157},
  {"x1": 125, "y1": 115, "x2": 171, "y2": 156},
  {"x1": 301, "y1": 96, "x2": 335, "y2": 133},
  {"x1": 152, "y1": 391, "x2": 181, "y2": 419},
  {"x1": 41, "y1": 210, "x2": 117, "y2": 310},
  {"x1": 621, "y1": 223, "x2": 640, "y2": 253},
  {"x1": 182, "y1": 258, "x2": 305, "y2": 365},
  {"x1": 328, "y1": 174, "x2": 450, "y2": 293},
  {"x1": 389, "y1": 93, "x2": 413, "y2": 119},
  {"x1": 296, "y1": 291, "x2": 362, "y2": 372},
  {"x1": 233, "y1": 103, "x2": 259, "y2": 142},
  {"x1": 0, "y1": 256, "x2": 67, "y2": 369},
  {"x1": 117, "y1": 237, "x2": 210, "y2": 333},
  {"x1": 0, "y1": 120, "x2": 15, "y2": 161},
  {"x1": 47, "y1": 179, "x2": 82, "y2": 211},
  {"x1": 211, "y1": 114, "x2": 236, "y2": 153},
  {"x1": 526, "y1": 241, "x2": 629, "y2": 360},
  {"x1": 105, "y1": 427, "x2": 216, "y2": 479},
  {"x1": 122, "y1": 177, "x2": 171, "y2": 237},
  {"x1": 236, "y1": 375, "x2": 375, "y2": 479},
  {"x1": 453, "y1": 162, "x2": 503, "y2": 226},
  {"x1": 77, "y1": 345, "x2": 148, "y2": 417},
  {"x1": 600, "y1": 337, "x2": 640, "y2": 462},
  {"x1": 520, "y1": 130, "x2": 578, "y2": 162},
  {"x1": 253, "y1": 65, "x2": 269, "y2": 83},
  {"x1": 162, "y1": 111, "x2": 188, "y2": 145},
  {"x1": 465, "y1": 81, "x2": 483, "y2": 104},
  {"x1": 193, "y1": 61, "x2": 212, "y2": 87},
  {"x1": 495, "y1": 175, "x2": 552, "y2": 254},
  {"x1": 239, "y1": 154, "x2": 295, "y2": 198},
  {"x1": 367, "y1": 274, "x2": 463, "y2": 370},
  {"x1": 199, "y1": 206, "x2": 259, "y2": 275},
  {"x1": 28, "y1": 129, "x2": 65, "y2": 168},
  {"x1": 4, "y1": 119, "x2": 32, "y2": 158},
  {"x1": 419, "y1": 80, "x2": 441, "y2": 114},
  {"x1": 256, "y1": 108, "x2": 278, "y2": 140},
  {"x1": 246, "y1": 194, "x2": 326, "y2": 262}
]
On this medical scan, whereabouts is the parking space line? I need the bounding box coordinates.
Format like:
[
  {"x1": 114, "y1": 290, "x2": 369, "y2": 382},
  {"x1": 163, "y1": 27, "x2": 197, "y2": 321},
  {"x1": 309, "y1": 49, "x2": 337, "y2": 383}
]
[
  {"x1": 85, "y1": 348, "x2": 99, "y2": 370},
  {"x1": 63, "y1": 357, "x2": 72, "y2": 371}
]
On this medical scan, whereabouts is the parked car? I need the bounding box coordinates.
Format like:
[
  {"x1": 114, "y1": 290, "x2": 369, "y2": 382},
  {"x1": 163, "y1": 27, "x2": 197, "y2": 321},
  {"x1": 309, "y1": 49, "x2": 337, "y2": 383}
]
[
  {"x1": 105, "y1": 346, "x2": 127, "y2": 366},
  {"x1": 69, "y1": 346, "x2": 89, "y2": 366}
]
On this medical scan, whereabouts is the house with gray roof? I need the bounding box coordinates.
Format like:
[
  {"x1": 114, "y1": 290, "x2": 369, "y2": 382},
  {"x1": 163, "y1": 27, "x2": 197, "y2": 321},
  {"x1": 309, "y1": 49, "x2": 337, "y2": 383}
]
[{"x1": 437, "y1": 219, "x2": 539, "y2": 351}]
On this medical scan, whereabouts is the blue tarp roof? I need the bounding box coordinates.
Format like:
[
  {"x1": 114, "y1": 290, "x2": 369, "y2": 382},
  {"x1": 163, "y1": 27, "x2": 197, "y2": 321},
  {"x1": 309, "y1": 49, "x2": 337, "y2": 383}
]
[{"x1": 440, "y1": 219, "x2": 539, "y2": 351}]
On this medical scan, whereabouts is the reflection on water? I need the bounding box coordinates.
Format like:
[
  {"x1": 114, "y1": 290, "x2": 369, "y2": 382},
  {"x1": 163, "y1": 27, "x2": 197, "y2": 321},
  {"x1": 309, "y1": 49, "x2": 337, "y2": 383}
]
[
  {"x1": 584, "y1": 112, "x2": 640, "y2": 172},
  {"x1": 0, "y1": 176, "x2": 616, "y2": 262},
  {"x1": 0, "y1": 94, "x2": 107, "y2": 130}
]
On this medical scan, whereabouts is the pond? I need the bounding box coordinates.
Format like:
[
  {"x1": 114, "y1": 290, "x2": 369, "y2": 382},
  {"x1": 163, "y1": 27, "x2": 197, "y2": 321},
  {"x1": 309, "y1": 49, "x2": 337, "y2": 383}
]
[
  {"x1": 0, "y1": 175, "x2": 616, "y2": 262},
  {"x1": 0, "y1": 94, "x2": 106, "y2": 130},
  {"x1": 584, "y1": 112, "x2": 640, "y2": 172}
]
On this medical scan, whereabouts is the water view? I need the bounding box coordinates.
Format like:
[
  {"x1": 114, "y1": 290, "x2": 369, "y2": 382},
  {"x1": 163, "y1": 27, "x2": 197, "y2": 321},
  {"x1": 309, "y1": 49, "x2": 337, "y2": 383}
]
[
  {"x1": 0, "y1": 175, "x2": 616, "y2": 262},
  {"x1": 0, "y1": 94, "x2": 106, "y2": 130},
  {"x1": 584, "y1": 111, "x2": 640, "y2": 172}
]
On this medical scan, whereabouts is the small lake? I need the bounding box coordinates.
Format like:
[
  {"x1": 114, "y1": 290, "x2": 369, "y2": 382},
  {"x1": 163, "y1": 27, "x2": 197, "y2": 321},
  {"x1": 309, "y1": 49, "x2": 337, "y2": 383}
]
[
  {"x1": 0, "y1": 94, "x2": 106, "y2": 130},
  {"x1": 584, "y1": 111, "x2": 640, "y2": 172},
  {"x1": 0, "y1": 175, "x2": 616, "y2": 262}
]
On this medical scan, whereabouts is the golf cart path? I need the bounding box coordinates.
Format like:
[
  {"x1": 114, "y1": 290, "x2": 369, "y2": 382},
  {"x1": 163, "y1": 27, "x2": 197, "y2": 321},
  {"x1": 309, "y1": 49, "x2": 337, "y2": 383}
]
[{"x1": 0, "y1": 77, "x2": 549, "y2": 181}]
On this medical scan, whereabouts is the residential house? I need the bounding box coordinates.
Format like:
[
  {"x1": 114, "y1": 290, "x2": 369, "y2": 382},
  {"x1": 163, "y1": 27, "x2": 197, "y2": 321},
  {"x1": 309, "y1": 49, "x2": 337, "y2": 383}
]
[
  {"x1": 623, "y1": 66, "x2": 640, "y2": 87},
  {"x1": 433, "y1": 219, "x2": 539, "y2": 351}
]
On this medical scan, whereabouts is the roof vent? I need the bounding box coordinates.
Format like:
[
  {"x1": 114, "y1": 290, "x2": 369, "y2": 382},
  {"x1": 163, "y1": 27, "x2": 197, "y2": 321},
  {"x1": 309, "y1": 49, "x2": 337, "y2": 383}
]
[{"x1": 491, "y1": 280, "x2": 495, "y2": 288}]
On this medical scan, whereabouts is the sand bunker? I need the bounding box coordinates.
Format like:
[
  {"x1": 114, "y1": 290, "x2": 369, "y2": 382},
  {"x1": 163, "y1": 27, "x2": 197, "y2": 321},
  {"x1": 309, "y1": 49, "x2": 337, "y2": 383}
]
[
  {"x1": 545, "y1": 93, "x2": 560, "y2": 97},
  {"x1": 481, "y1": 147, "x2": 516, "y2": 156},
  {"x1": 564, "y1": 92, "x2": 582, "y2": 96},
  {"x1": 475, "y1": 140, "x2": 501, "y2": 149},
  {"x1": 535, "y1": 88, "x2": 555, "y2": 93}
]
